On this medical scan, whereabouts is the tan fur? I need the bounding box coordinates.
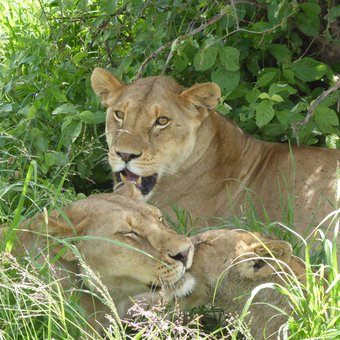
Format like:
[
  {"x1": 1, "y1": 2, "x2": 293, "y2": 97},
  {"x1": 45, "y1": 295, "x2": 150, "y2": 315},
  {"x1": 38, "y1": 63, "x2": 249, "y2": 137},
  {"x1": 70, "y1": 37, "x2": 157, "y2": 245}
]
[
  {"x1": 169, "y1": 229, "x2": 306, "y2": 340},
  {"x1": 0, "y1": 183, "x2": 194, "y2": 328},
  {"x1": 91, "y1": 68, "x2": 339, "y2": 254}
]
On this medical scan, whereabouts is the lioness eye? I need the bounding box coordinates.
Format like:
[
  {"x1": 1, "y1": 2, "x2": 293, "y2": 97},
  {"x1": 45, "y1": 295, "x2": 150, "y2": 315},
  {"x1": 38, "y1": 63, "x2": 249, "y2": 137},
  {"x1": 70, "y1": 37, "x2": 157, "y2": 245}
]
[
  {"x1": 113, "y1": 111, "x2": 125, "y2": 121},
  {"x1": 124, "y1": 231, "x2": 140, "y2": 239},
  {"x1": 155, "y1": 116, "x2": 170, "y2": 127}
]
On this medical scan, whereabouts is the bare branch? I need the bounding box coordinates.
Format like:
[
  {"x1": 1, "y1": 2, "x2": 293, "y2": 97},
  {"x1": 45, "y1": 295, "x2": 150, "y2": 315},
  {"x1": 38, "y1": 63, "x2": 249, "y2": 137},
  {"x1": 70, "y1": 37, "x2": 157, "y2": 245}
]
[
  {"x1": 136, "y1": 12, "x2": 227, "y2": 79},
  {"x1": 304, "y1": 77, "x2": 340, "y2": 125},
  {"x1": 291, "y1": 76, "x2": 340, "y2": 145}
]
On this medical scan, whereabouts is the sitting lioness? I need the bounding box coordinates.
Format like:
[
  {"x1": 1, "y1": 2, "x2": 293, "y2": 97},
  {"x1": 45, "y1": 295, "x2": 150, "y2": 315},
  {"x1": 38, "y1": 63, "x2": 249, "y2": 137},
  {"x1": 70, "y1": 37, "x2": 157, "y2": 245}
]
[
  {"x1": 0, "y1": 183, "x2": 193, "y2": 328},
  {"x1": 167, "y1": 229, "x2": 306, "y2": 340},
  {"x1": 91, "y1": 68, "x2": 339, "y2": 248}
]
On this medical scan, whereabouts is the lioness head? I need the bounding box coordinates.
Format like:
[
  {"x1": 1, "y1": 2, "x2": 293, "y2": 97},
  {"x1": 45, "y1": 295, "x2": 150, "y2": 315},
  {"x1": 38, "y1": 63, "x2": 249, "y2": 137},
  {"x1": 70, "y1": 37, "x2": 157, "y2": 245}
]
[
  {"x1": 91, "y1": 68, "x2": 220, "y2": 196},
  {"x1": 169, "y1": 229, "x2": 305, "y2": 339},
  {"x1": 2, "y1": 183, "x2": 194, "y2": 307}
]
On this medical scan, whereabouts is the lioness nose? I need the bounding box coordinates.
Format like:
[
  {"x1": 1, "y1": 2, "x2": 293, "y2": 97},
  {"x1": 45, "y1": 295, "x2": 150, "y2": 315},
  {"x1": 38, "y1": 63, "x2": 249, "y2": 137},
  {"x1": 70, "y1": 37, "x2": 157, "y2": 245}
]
[
  {"x1": 169, "y1": 246, "x2": 191, "y2": 266},
  {"x1": 117, "y1": 151, "x2": 141, "y2": 162}
]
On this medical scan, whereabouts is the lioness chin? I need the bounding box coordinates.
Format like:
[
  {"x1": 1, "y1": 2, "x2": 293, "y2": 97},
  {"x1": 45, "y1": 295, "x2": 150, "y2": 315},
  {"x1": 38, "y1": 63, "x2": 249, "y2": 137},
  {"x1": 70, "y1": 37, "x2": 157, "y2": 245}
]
[
  {"x1": 0, "y1": 182, "x2": 194, "y2": 330},
  {"x1": 165, "y1": 229, "x2": 306, "y2": 340},
  {"x1": 91, "y1": 68, "x2": 339, "y2": 256}
]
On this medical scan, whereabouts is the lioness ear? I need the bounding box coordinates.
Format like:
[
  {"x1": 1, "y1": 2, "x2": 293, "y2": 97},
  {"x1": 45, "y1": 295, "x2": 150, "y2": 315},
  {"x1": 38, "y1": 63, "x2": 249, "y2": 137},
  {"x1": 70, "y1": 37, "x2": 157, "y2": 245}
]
[
  {"x1": 91, "y1": 67, "x2": 125, "y2": 106},
  {"x1": 47, "y1": 208, "x2": 89, "y2": 262},
  {"x1": 114, "y1": 182, "x2": 143, "y2": 201},
  {"x1": 238, "y1": 240, "x2": 293, "y2": 279},
  {"x1": 180, "y1": 82, "x2": 221, "y2": 109}
]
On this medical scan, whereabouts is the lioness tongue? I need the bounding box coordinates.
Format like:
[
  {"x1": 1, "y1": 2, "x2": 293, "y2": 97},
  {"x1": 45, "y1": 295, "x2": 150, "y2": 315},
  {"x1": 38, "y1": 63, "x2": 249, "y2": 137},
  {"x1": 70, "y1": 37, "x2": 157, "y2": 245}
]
[{"x1": 124, "y1": 169, "x2": 141, "y2": 184}]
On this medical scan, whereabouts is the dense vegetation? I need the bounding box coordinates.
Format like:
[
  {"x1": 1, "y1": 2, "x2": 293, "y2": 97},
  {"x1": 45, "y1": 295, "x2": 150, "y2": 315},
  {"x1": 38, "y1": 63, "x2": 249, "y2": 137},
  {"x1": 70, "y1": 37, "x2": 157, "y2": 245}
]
[{"x1": 0, "y1": 0, "x2": 339, "y2": 339}]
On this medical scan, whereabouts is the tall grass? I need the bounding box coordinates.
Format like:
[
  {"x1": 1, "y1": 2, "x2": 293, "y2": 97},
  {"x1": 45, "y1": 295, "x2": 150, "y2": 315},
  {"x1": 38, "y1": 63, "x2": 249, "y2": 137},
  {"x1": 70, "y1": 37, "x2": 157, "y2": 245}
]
[
  {"x1": 286, "y1": 211, "x2": 339, "y2": 339},
  {"x1": 0, "y1": 252, "x2": 99, "y2": 339}
]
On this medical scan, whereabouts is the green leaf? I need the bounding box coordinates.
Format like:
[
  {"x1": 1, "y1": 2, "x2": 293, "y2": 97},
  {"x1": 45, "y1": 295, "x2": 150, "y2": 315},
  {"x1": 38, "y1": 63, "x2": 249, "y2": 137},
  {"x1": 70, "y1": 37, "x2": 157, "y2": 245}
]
[
  {"x1": 245, "y1": 89, "x2": 261, "y2": 104},
  {"x1": 269, "y1": 83, "x2": 297, "y2": 96},
  {"x1": 256, "y1": 71, "x2": 278, "y2": 87},
  {"x1": 276, "y1": 110, "x2": 292, "y2": 127},
  {"x1": 79, "y1": 111, "x2": 96, "y2": 124},
  {"x1": 296, "y1": 3, "x2": 321, "y2": 36},
  {"x1": 219, "y1": 46, "x2": 240, "y2": 72},
  {"x1": 93, "y1": 111, "x2": 107, "y2": 124},
  {"x1": 276, "y1": 110, "x2": 304, "y2": 127},
  {"x1": 79, "y1": 110, "x2": 106, "y2": 124},
  {"x1": 211, "y1": 67, "x2": 240, "y2": 94},
  {"x1": 27, "y1": 104, "x2": 36, "y2": 119},
  {"x1": 300, "y1": 2, "x2": 321, "y2": 17},
  {"x1": 217, "y1": 103, "x2": 232, "y2": 116},
  {"x1": 268, "y1": 44, "x2": 290, "y2": 64},
  {"x1": 52, "y1": 103, "x2": 78, "y2": 115},
  {"x1": 262, "y1": 123, "x2": 286, "y2": 137},
  {"x1": 193, "y1": 47, "x2": 218, "y2": 71},
  {"x1": 291, "y1": 102, "x2": 309, "y2": 114},
  {"x1": 49, "y1": 87, "x2": 67, "y2": 102},
  {"x1": 328, "y1": 6, "x2": 340, "y2": 21},
  {"x1": 255, "y1": 100, "x2": 275, "y2": 128},
  {"x1": 45, "y1": 152, "x2": 68, "y2": 167},
  {"x1": 60, "y1": 119, "x2": 82, "y2": 145},
  {"x1": 0, "y1": 103, "x2": 12, "y2": 113},
  {"x1": 291, "y1": 58, "x2": 327, "y2": 82},
  {"x1": 270, "y1": 94, "x2": 284, "y2": 103},
  {"x1": 314, "y1": 105, "x2": 339, "y2": 133},
  {"x1": 72, "y1": 51, "x2": 87, "y2": 65},
  {"x1": 258, "y1": 92, "x2": 271, "y2": 100},
  {"x1": 30, "y1": 127, "x2": 47, "y2": 153},
  {"x1": 326, "y1": 134, "x2": 339, "y2": 149},
  {"x1": 283, "y1": 69, "x2": 295, "y2": 84},
  {"x1": 225, "y1": 83, "x2": 249, "y2": 100},
  {"x1": 173, "y1": 53, "x2": 189, "y2": 72},
  {"x1": 318, "y1": 90, "x2": 340, "y2": 107}
]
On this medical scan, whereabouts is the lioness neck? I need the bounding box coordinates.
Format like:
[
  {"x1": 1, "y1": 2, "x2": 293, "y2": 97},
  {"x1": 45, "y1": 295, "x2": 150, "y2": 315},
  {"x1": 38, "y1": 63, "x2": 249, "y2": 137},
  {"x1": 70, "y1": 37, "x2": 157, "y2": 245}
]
[{"x1": 173, "y1": 112, "x2": 262, "y2": 178}]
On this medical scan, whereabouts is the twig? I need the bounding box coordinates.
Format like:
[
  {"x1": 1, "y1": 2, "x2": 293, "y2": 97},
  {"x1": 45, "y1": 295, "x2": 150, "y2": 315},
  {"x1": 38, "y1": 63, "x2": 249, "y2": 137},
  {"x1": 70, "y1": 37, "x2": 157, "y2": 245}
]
[
  {"x1": 137, "y1": 0, "x2": 295, "y2": 79},
  {"x1": 230, "y1": 0, "x2": 240, "y2": 30},
  {"x1": 291, "y1": 76, "x2": 340, "y2": 145},
  {"x1": 136, "y1": 12, "x2": 227, "y2": 79},
  {"x1": 105, "y1": 40, "x2": 116, "y2": 69},
  {"x1": 303, "y1": 76, "x2": 340, "y2": 125},
  {"x1": 37, "y1": 0, "x2": 58, "y2": 44},
  {"x1": 161, "y1": 38, "x2": 179, "y2": 75}
]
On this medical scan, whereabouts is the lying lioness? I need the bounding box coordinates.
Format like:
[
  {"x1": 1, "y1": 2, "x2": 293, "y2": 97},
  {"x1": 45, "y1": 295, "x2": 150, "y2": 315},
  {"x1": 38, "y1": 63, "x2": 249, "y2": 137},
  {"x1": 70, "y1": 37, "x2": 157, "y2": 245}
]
[
  {"x1": 91, "y1": 68, "x2": 339, "y2": 247},
  {"x1": 167, "y1": 229, "x2": 306, "y2": 340},
  {"x1": 0, "y1": 183, "x2": 194, "y2": 328}
]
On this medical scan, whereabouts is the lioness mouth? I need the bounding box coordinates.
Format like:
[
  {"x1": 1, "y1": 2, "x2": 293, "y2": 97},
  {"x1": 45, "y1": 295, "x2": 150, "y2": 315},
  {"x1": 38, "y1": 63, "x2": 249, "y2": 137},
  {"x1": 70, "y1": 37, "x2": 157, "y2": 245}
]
[{"x1": 118, "y1": 169, "x2": 157, "y2": 195}]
